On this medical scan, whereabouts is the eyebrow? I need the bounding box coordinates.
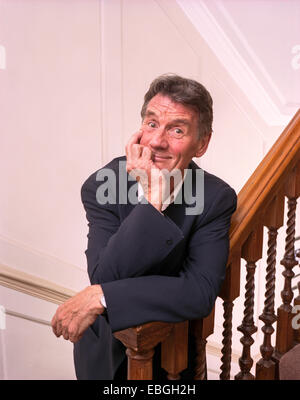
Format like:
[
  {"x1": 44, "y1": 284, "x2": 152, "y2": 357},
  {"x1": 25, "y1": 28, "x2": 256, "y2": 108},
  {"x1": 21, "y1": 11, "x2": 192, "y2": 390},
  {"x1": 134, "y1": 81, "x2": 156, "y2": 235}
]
[
  {"x1": 169, "y1": 118, "x2": 190, "y2": 126},
  {"x1": 144, "y1": 110, "x2": 190, "y2": 126},
  {"x1": 144, "y1": 110, "x2": 158, "y2": 119}
]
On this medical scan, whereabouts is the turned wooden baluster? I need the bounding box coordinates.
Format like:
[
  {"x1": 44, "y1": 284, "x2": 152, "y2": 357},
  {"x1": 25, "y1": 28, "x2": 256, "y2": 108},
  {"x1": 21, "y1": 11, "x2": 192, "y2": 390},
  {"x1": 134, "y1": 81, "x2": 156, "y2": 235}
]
[
  {"x1": 293, "y1": 263, "x2": 300, "y2": 344},
  {"x1": 219, "y1": 254, "x2": 241, "y2": 380},
  {"x1": 161, "y1": 321, "x2": 188, "y2": 380},
  {"x1": 235, "y1": 225, "x2": 263, "y2": 380},
  {"x1": 292, "y1": 164, "x2": 300, "y2": 345},
  {"x1": 191, "y1": 306, "x2": 215, "y2": 380},
  {"x1": 273, "y1": 163, "x2": 300, "y2": 370},
  {"x1": 256, "y1": 192, "x2": 285, "y2": 380}
]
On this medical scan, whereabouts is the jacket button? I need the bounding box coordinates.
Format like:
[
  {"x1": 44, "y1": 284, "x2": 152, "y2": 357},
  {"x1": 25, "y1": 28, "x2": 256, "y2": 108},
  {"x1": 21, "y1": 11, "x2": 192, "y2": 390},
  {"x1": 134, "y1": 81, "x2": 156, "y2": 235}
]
[{"x1": 166, "y1": 239, "x2": 173, "y2": 245}]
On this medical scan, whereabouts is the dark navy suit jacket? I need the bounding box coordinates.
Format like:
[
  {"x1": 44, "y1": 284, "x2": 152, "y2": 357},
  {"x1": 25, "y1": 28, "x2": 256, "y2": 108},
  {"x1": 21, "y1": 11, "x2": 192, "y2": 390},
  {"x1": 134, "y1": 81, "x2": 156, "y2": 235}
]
[{"x1": 73, "y1": 156, "x2": 237, "y2": 379}]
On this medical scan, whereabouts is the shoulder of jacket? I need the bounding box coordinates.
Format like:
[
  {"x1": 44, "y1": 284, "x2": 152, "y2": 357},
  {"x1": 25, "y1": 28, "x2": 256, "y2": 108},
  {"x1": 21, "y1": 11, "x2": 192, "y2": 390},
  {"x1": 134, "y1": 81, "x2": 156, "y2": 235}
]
[{"x1": 81, "y1": 156, "x2": 126, "y2": 189}]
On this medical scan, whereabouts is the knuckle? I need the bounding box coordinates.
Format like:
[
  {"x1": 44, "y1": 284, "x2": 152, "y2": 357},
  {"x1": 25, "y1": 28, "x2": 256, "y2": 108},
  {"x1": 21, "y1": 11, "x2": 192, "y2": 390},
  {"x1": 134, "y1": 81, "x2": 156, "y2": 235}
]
[{"x1": 56, "y1": 309, "x2": 64, "y2": 320}]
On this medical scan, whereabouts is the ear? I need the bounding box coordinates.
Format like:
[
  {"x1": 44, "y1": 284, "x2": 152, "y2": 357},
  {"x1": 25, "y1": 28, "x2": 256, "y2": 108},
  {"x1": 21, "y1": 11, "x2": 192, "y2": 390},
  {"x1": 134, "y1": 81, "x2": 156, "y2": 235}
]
[{"x1": 195, "y1": 133, "x2": 211, "y2": 158}]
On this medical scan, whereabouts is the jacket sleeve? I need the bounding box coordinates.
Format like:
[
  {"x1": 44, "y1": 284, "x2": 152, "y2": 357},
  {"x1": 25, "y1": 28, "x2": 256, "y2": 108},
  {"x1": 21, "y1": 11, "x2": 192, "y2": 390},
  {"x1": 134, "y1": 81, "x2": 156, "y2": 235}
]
[
  {"x1": 81, "y1": 177, "x2": 185, "y2": 284},
  {"x1": 88, "y1": 179, "x2": 237, "y2": 333}
]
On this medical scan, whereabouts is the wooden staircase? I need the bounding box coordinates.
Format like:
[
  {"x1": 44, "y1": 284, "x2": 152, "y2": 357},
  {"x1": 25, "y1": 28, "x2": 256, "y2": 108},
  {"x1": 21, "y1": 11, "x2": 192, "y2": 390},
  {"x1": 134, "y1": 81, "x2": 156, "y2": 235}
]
[{"x1": 113, "y1": 109, "x2": 300, "y2": 380}]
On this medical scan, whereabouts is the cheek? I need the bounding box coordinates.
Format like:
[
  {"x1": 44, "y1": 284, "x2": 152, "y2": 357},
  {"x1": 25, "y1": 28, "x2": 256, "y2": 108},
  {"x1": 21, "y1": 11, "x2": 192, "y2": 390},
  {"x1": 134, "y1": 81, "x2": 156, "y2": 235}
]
[
  {"x1": 139, "y1": 136, "x2": 148, "y2": 146},
  {"x1": 168, "y1": 141, "x2": 184, "y2": 157}
]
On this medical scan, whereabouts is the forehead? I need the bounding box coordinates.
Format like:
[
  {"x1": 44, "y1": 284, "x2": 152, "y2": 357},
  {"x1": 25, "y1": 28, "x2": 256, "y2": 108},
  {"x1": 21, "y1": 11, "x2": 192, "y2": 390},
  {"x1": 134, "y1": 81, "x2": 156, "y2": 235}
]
[{"x1": 146, "y1": 94, "x2": 197, "y2": 121}]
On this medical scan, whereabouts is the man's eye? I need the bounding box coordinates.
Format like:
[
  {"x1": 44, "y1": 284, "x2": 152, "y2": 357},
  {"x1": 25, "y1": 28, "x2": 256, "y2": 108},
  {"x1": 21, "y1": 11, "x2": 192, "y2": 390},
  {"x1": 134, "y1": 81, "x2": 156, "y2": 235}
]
[
  {"x1": 168, "y1": 127, "x2": 185, "y2": 139},
  {"x1": 175, "y1": 128, "x2": 183, "y2": 134},
  {"x1": 148, "y1": 122, "x2": 156, "y2": 128},
  {"x1": 170, "y1": 128, "x2": 184, "y2": 136}
]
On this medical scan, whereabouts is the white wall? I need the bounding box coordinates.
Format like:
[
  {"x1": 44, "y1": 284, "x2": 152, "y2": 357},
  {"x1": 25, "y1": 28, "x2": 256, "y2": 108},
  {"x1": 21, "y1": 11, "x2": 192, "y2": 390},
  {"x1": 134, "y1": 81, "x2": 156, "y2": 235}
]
[
  {"x1": 0, "y1": 0, "x2": 298, "y2": 379},
  {"x1": 0, "y1": 0, "x2": 100, "y2": 380},
  {"x1": 0, "y1": 286, "x2": 75, "y2": 380}
]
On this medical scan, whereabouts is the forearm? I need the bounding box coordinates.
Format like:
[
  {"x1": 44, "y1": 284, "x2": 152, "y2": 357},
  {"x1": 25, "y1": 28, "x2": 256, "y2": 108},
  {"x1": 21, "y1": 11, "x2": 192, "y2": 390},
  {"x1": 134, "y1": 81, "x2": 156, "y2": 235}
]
[
  {"x1": 87, "y1": 202, "x2": 184, "y2": 285},
  {"x1": 101, "y1": 272, "x2": 217, "y2": 333}
]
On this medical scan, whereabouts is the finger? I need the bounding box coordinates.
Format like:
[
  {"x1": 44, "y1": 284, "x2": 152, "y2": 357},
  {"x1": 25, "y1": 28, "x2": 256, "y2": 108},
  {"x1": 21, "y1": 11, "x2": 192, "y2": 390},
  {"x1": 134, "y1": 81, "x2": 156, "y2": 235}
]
[
  {"x1": 131, "y1": 144, "x2": 143, "y2": 159},
  {"x1": 127, "y1": 130, "x2": 143, "y2": 148},
  {"x1": 55, "y1": 319, "x2": 63, "y2": 337},
  {"x1": 70, "y1": 335, "x2": 80, "y2": 344},
  {"x1": 68, "y1": 322, "x2": 80, "y2": 343},
  {"x1": 51, "y1": 314, "x2": 58, "y2": 335},
  {"x1": 62, "y1": 328, "x2": 69, "y2": 341},
  {"x1": 140, "y1": 146, "x2": 152, "y2": 160},
  {"x1": 51, "y1": 314, "x2": 62, "y2": 337},
  {"x1": 126, "y1": 130, "x2": 143, "y2": 159}
]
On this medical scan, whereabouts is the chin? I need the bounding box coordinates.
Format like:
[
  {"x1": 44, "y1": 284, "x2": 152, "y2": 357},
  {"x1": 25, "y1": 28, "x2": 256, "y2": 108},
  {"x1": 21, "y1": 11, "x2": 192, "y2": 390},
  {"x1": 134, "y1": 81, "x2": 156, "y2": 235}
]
[{"x1": 153, "y1": 161, "x2": 171, "y2": 171}]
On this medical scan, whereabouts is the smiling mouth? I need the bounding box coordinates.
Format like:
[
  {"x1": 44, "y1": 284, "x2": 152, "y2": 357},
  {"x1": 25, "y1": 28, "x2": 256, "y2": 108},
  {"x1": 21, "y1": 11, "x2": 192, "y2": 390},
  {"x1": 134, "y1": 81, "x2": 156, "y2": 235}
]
[{"x1": 152, "y1": 154, "x2": 172, "y2": 160}]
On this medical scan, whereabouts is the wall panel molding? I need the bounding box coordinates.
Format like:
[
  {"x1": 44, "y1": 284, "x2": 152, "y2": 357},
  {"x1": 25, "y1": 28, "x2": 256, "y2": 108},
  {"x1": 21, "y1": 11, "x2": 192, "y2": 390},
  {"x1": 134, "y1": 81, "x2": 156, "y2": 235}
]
[
  {"x1": 5, "y1": 308, "x2": 51, "y2": 327},
  {"x1": 99, "y1": 0, "x2": 124, "y2": 165},
  {"x1": 0, "y1": 264, "x2": 75, "y2": 305}
]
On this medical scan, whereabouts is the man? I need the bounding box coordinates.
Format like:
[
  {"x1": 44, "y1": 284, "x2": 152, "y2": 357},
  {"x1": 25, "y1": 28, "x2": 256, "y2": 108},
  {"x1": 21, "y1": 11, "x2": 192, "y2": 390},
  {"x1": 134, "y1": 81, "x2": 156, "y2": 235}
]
[{"x1": 51, "y1": 74, "x2": 237, "y2": 380}]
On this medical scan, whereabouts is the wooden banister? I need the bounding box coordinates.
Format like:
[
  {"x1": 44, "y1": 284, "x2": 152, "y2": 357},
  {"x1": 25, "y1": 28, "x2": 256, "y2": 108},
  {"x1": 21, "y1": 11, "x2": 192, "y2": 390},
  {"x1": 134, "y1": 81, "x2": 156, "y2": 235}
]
[
  {"x1": 228, "y1": 109, "x2": 300, "y2": 262},
  {"x1": 223, "y1": 109, "x2": 300, "y2": 380},
  {"x1": 113, "y1": 109, "x2": 300, "y2": 380}
]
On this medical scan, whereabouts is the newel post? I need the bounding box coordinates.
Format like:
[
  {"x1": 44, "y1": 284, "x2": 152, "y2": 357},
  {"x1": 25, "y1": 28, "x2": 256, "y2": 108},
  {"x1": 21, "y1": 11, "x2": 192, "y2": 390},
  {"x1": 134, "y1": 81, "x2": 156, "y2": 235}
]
[
  {"x1": 161, "y1": 321, "x2": 188, "y2": 380},
  {"x1": 113, "y1": 322, "x2": 173, "y2": 380}
]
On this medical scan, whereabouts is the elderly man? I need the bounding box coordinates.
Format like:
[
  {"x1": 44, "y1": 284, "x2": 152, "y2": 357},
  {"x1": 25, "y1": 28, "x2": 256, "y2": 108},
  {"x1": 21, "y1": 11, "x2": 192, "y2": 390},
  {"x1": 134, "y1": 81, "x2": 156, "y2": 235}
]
[{"x1": 51, "y1": 74, "x2": 237, "y2": 380}]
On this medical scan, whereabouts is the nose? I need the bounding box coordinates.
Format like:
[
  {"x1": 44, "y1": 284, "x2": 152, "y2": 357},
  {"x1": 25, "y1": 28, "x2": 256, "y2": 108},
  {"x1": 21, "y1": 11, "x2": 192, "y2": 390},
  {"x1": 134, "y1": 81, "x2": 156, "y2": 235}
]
[{"x1": 149, "y1": 127, "x2": 168, "y2": 150}]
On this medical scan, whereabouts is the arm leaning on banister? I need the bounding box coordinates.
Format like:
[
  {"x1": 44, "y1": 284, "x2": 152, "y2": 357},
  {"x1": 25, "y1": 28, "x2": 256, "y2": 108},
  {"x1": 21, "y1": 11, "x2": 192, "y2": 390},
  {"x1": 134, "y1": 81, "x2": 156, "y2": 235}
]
[{"x1": 83, "y1": 174, "x2": 237, "y2": 333}]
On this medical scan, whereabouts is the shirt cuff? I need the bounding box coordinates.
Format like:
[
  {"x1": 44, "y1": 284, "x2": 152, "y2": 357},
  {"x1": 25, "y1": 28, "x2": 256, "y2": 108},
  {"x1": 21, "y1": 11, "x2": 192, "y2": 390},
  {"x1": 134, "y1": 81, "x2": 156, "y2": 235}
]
[{"x1": 100, "y1": 294, "x2": 107, "y2": 308}]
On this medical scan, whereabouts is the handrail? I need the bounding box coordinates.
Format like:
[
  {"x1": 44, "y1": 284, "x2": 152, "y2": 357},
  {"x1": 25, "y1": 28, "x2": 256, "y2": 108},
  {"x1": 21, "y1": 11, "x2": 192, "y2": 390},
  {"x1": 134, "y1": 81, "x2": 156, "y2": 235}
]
[
  {"x1": 219, "y1": 108, "x2": 300, "y2": 380},
  {"x1": 228, "y1": 109, "x2": 300, "y2": 263}
]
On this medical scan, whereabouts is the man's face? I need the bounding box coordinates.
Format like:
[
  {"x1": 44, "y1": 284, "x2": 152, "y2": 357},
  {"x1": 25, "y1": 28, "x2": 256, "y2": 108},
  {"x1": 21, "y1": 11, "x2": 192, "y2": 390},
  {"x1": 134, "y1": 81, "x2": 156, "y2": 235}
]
[{"x1": 140, "y1": 94, "x2": 210, "y2": 172}]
